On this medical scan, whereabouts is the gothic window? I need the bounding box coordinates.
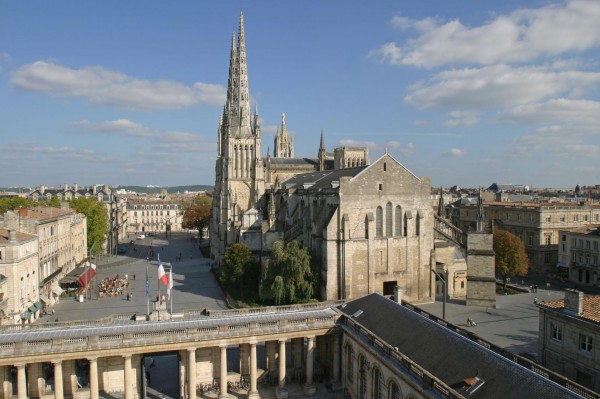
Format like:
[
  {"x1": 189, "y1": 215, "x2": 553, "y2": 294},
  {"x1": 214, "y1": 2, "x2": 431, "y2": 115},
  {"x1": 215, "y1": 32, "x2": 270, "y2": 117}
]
[
  {"x1": 373, "y1": 368, "x2": 383, "y2": 399},
  {"x1": 376, "y1": 207, "x2": 383, "y2": 237},
  {"x1": 386, "y1": 202, "x2": 393, "y2": 237},
  {"x1": 359, "y1": 355, "x2": 367, "y2": 398},
  {"x1": 403, "y1": 213, "x2": 408, "y2": 237},
  {"x1": 346, "y1": 345, "x2": 354, "y2": 382},
  {"x1": 395, "y1": 206, "x2": 402, "y2": 236},
  {"x1": 389, "y1": 382, "x2": 401, "y2": 399},
  {"x1": 383, "y1": 162, "x2": 387, "y2": 171}
]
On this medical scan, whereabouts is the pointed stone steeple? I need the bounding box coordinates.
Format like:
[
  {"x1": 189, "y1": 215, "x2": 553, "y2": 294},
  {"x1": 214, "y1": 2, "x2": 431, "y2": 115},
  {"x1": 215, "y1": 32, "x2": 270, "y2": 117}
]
[
  {"x1": 476, "y1": 186, "x2": 485, "y2": 232},
  {"x1": 224, "y1": 12, "x2": 252, "y2": 134},
  {"x1": 274, "y1": 113, "x2": 294, "y2": 158},
  {"x1": 437, "y1": 186, "x2": 444, "y2": 217},
  {"x1": 318, "y1": 130, "x2": 326, "y2": 171}
]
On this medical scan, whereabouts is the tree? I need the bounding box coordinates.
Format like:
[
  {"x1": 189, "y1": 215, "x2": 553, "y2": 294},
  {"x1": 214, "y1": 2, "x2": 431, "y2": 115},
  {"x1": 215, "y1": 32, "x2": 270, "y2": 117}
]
[
  {"x1": 0, "y1": 197, "x2": 34, "y2": 214},
  {"x1": 261, "y1": 240, "x2": 316, "y2": 305},
  {"x1": 494, "y1": 226, "x2": 529, "y2": 289},
  {"x1": 220, "y1": 243, "x2": 257, "y2": 300},
  {"x1": 43, "y1": 196, "x2": 62, "y2": 208},
  {"x1": 182, "y1": 194, "x2": 212, "y2": 238},
  {"x1": 69, "y1": 197, "x2": 108, "y2": 254}
]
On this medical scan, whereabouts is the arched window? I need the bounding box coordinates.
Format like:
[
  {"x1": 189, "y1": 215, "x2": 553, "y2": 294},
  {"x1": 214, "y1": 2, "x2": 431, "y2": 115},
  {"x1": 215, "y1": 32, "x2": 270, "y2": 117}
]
[
  {"x1": 403, "y1": 213, "x2": 408, "y2": 237},
  {"x1": 373, "y1": 368, "x2": 383, "y2": 399},
  {"x1": 395, "y1": 206, "x2": 402, "y2": 236},
  {"x1": 358, "y1": 355, "x2": 367, "y2": 398},
  {"x1": 346, "y1": 345, "x2": 354, "y2": 382},
  {"x1": 389, "y1": 381, "x2": 401, "y2": 399},
  {"x1": 376, "y1": 207, "x2": 383, "y2": 237},
  {"x1": 386, "y1": 202, "x2": 393, "y2": 237}
]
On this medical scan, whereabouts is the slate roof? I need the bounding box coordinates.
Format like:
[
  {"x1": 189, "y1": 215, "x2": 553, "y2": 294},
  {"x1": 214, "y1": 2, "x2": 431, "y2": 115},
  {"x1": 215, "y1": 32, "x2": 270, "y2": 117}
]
[
  {"x1": 540, "y1": 296, "x2": 600, "y2": 324},
  {"x1": 281, "y1": 166, "x2": 366, "y2": 190},
  {"x1": 339, "y1": 293, "x2": 579, "y2": 399},
  {"x1": 269, "y1": 157, "x2": 318, "y2": 166},
  {"x1": 0, "y1": 228, "x2": 36, "y2": 243}
]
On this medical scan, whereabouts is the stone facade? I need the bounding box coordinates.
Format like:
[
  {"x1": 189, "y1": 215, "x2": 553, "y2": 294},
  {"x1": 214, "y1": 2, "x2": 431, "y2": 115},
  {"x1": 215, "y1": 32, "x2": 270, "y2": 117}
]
[
  {"x1": 558, "y1": 225, "x2": 600, "y2": 289},
  {"x1": 126, "y1": 199, "x2": 184, "y2": 236},
  {"x1": 538, "y1": 290, "x2": 600, "y2": 392},
  {"x1": 0, "y1": 229, "x2": 38, "y2": 324},
  {"x1": 454, "y1": 200, "x2": 600, "y2": 273},
  {"x1": 1, "y1": 207, "x2": 88, "y2": 314}
]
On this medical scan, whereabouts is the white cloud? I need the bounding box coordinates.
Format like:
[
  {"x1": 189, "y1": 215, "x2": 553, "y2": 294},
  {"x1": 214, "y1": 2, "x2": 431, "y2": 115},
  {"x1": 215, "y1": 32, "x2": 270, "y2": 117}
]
[
  {"x1": 442, "y1": 148, "x2": 464, "y2": 157},
  {"x1": 5, "y1": 143, "x2": 94, "y2": 158},
  {"x1": 0, "y1": 53, "x2": 11, "y2": 72},
  {"x1": 11, "y1": 61, "x2": 226, "y2": 110},
  {"x1": 565, "y1": 144, "x2": 600, "y2": 156},
  {"x1": 339, "y1": 139, "x2": 415, "y2": 155},
  {"x1": 499, "y1": 98, "x2": 600, "y2": 129},
  {"x1": 443, "y1": 110, "x2": 479, "y2": 127},
  {"x1": 405, "y1": 65, "x2": 600, "y2": 109},
  {"x1": 73, "y1": 119, "x2": 215, "y2": 153},
  {"x1": 373, "y1": 0, "x2": 600, "y2": 68}
]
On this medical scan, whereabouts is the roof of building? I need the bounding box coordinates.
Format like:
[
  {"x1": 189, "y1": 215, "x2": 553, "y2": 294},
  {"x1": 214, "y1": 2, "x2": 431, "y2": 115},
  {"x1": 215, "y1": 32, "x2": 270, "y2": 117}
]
[
  {"x1": 15, "y1": 207, "x2": 75, "y2": 221},
  {"x1": 268, "y1": 157, "x2": 318, "y2": 166},
  {"x1": 539, "y1": 295, "x2": 600, "y2": 324},
  {"x1": 562, "y1": 224, "x2": 600, "y2": 235},
  {"x1": 281, "y1": 166, "x2": 366, "y2": 190},
  {"x1": 465, "y1": 201, "x2": 600, "y2": 209},
  {"x1": 339, "y1": 293, "x2": 579, "y2": 399},
  {"x1": 0, "y1": 228, "x2": 36, "y2": 243}
]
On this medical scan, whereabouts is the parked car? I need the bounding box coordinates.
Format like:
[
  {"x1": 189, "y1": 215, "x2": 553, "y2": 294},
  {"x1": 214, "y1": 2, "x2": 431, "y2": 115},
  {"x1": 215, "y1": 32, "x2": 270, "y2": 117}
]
[
  {"x1": 137, "y1": 234, "x2": 145, "y2": 240},
  {"x1": 117, "y1": 247, "x2": 127, "y2": 254}
]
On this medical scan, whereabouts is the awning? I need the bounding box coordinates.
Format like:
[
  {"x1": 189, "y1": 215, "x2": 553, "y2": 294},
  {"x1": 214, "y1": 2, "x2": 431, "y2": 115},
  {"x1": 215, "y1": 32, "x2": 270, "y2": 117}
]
[
  {"x1": 22, "y1": 310, "x2": 31, "y2": 320},
  {"x1": 33, "y1": 301, "x2": 43, "y2": 310},
  {"x1": 53, "y1": 286, "x2": 64, "y2": 296},
  {"x1": 77, "y1": 268, "x2": 97, "y2": 288},
  {"x1": 28, "y1": 305, "x2": 37, "y2": 313},
  {"x1": 40, "y1": 296, "x2": 51, "y2": 304}
]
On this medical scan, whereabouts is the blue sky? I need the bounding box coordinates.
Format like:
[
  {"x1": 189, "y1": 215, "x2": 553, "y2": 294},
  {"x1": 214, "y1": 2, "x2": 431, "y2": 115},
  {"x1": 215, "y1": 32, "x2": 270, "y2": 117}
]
[{"x1": 1, "y1": 0, "x2": 599, "y2": 189}]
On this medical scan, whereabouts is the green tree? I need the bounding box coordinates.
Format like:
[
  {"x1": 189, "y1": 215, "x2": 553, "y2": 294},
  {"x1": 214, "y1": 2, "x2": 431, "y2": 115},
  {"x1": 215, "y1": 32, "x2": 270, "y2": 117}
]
[
  {"x1": 220, "y1": 243, "x2": 257, "y2": 300},
  {"x1": 261, "y1": 240, "x2": 316, "y2": 305},
  {"x1": 0, "y1": 197, "x2": 35, "y2": 214},
  {"x1": 494, "y1": 226, "x2": 529, "y2": 290},
  {"x1": 182, "y1": 194, "x2": 212, "y2": 238},
  {"x1": 69, "y1": 197, "x2": 108, "y2": 254},
  {"x1": 43, "y1": 196, "x2": 62, "y2": 208}
]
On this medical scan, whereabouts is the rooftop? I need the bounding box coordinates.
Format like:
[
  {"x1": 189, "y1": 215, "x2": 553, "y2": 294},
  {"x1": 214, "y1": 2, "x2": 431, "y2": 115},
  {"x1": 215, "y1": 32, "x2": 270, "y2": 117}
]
[{"x1": 539, "y1": 295, "x2": 600, "y2": 324}]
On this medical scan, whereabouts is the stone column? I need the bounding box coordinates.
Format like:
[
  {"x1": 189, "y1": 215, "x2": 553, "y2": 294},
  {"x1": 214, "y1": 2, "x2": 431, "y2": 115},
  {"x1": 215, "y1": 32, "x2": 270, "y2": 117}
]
[
  {"x1": 53, "y1": 360, "x2": 64, "y2": 399},
  {"x1": 276, "y1": 339, "x2": 288, "y2": 399},
  {"x1": 16, "y1": 364, "x2": 27, "y2": 399},
  {"x1": 248, "y1": 342, "x2": 259, "y2": 399},
  {"x1": 239, "y1": 343, "x2": 250, "y2": 376},
  {"x1": 89, "y1": 357, "x2": 99, "y2": 399},
  {"x1": 188, "y1": 349, "x2": 196, "y2": 399},
  {"x1": 219, "y1": 346, "x2": 227, "y2": 399},
  {"x1": 123, "y1": 355, "x2": 132, "y2": 399},
  {"x1": 179, "y1": 350, "x2": 186, "y2": 399},
  {"x1": 331, "y1": 333, "x2": 342, "y2": 390},
  {"x1": 304, "y1": 336, "x2": 316, "y2": 396}
]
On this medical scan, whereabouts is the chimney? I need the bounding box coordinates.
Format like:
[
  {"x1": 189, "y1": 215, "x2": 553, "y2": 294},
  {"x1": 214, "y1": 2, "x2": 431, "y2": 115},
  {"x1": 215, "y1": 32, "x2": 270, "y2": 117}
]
[
  {"x1": 74, "y1": 183, "x2": 79, "y2": 191},
  {"x1": 93, "y1": 185, "x2": 97, "y2": 194},
  {"x1": 39, "y1": 185, "x2": 45, "y2": 194},
  {"x1": 8, "y1": 229, "x2": 17, "y2": 242},
  {"x1": 64, "y1": 183, "x2": 68, "y2": 191},
  {"x1": 394, "y1": 285, "x2": 402, "y2": 303},
  {"x1": 564, "y1": 288, "x2": 584, "y2": 315}
]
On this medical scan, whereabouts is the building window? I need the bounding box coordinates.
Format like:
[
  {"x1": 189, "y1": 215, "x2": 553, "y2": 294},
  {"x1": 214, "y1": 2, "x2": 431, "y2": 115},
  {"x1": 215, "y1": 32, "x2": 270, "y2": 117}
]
[
  {"x1": 574, "y1": 215, "x2": 579, "y2": 222},
  {"x1": 562, "y1": 234, "x2": 566, "y2": 242},
  {"x1": 545, "y1": 234, "x2": 552, "y2": 245},
  {"x1": 376, "y1": 207, "x2": 383, "y2": 238},
  {"x1": 551, "y1": 323, "x2": 562, "y2": 341},
  {"x1": 345, "y1": 345, "x2": 354, "y2": 382},
  {"x1": 580, "y1": 334, "x2": 593, "y2": 353},
  {"x1": 416, "y1": 212, "x2": 421, "y2": 236},
  {"x1": 528, "y1": 234, "x2": 535, "y2": 246},
  {"x1": 359, "y1": 356, "x2": 367, "y2": 399},
  {"x1": 395, "y1": 206, "x2": 402, "y2": 236},
  {"x1": 383, "y1": 162, "x2": 386, "y2": 171},
  {"x1": 594, "y1": 242, "x2": 598, "y2": 250},
  {"x1": 403, "y1": 213, "x2": 408, "y2": 237},
  {"x1": 545, "y1": 216, "x2": 551, "y2": 223},
  {"x1": 586, "y1": 240, "x2": 591, "y2": 249},
  {"x1": 378, "y1": 183, "x2": 383, "y2": 191},
  {"x1": 386, "y1": 202, "x2": 393, "y2": 237},
  {"x1": 544, "y1": 253, "x2": 552, "y2": 264},
  {"x1": 373, "y1": 368, "x2": 383, "y2": 399},
  {"x1": 560, "y1": 215, "x2": 565, "y2": 222}
]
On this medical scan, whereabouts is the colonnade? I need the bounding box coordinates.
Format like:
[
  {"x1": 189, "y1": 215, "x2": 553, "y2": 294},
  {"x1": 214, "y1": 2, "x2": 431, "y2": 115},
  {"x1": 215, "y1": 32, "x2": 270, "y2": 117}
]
[{"x1": 1, "y1": 334, "x2": 342, "y2": 399}]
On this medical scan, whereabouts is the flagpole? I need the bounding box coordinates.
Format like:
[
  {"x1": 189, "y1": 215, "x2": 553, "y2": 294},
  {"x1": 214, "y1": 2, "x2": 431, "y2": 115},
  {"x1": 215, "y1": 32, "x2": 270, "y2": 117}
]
[
  {"x1": 146, "y1": 264, "x2": 149, "y2": 317},
  {"x1": 170, "y1": 265, "x2": 173, "y2": 315},
  {"x1": 157, "y1": 255, "x2": 161, "y2": 321}
]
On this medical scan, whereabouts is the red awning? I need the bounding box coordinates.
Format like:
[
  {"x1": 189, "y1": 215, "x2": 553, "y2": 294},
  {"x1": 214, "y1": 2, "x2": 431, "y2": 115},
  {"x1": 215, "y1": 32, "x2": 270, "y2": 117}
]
[{"x1": 77, "y1": 268, "x2": 97, "y2": 287}]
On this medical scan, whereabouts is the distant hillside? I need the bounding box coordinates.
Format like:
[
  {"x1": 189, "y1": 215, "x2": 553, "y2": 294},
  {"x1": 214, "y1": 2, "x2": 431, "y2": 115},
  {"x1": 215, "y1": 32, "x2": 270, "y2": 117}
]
[{"x1": 0, "y1": 185, "x2": 214, "y2": 194}]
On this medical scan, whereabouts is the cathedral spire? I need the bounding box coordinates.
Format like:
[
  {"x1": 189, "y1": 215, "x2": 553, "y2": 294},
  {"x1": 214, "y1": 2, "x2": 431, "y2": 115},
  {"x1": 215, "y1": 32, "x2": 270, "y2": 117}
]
[{"x1": 224, "y1": 12, "x2": 251, "y2": 132}]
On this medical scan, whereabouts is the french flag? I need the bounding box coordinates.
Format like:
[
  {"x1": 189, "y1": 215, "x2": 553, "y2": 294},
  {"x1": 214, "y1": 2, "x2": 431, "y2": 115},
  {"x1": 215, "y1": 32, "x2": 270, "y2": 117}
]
[{"x1": 157, "y1": 255, "x2": 169, "y2": 286}]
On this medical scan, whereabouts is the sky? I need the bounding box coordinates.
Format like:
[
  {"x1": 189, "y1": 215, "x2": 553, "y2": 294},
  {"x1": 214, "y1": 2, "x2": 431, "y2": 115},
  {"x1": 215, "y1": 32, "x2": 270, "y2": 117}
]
[{"x1": 1, "y1": 0, "x2": 599, "y2": 189}]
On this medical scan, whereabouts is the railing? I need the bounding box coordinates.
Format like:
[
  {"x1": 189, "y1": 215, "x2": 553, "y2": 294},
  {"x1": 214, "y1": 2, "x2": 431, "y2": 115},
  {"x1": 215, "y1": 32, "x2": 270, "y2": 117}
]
[
  {"x1": 0, "y1": 309, "x2": 339, "y2": 359},
  {"x1": 433, "y1": 214, "x2": 467, "y2": 249}
]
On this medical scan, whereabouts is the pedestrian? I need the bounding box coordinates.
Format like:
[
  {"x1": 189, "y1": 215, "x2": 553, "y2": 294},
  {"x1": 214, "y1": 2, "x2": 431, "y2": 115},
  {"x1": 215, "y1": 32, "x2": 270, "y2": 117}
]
[
  {"x1": 467, "y1": 317, "x2": 472, "y2": 326},
  {"x1": 133, "y1": 274, "x2": 136, "y2": 280},
  {"x1": 130, "y1": 293, "x2": 133, "y2": 301},
  {"x1": 51, "y1": 308, "x2": 55, "y2": 316},
  {"x1": 125, "y1": 274, "x2": 128, "y2": 280}
]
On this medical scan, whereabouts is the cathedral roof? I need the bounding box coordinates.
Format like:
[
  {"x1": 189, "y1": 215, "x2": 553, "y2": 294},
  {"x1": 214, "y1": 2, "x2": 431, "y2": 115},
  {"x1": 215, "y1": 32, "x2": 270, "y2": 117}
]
[
  {"x1": 269, "y1": 157, "x2": 317, "y2": 166},
  {"x1": 339, "y1": 293, "x2": 580, "y2": 399},
  {"x1": 281, "y1": 166, "x2": 366, "y2": 190}
]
